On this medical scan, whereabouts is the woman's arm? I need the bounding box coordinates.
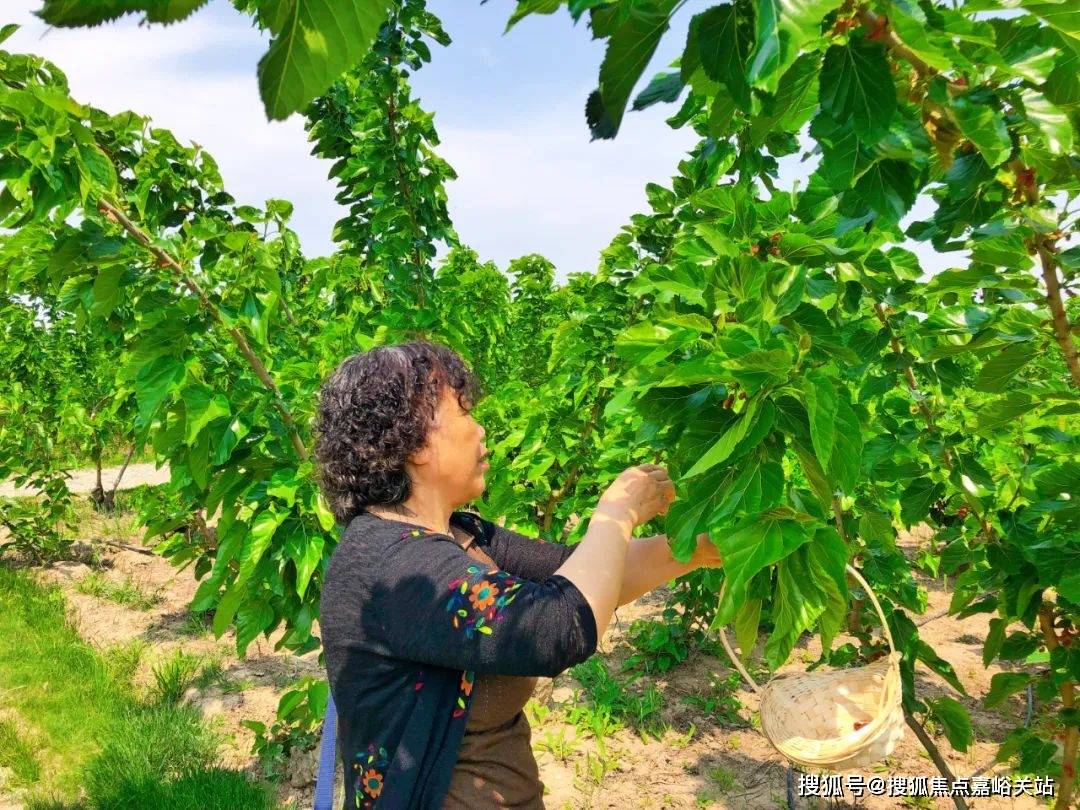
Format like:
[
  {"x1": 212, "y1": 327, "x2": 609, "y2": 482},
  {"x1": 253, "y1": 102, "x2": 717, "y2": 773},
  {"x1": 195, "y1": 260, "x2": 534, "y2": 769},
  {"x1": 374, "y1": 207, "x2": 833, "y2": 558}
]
[
  {"x1": 552, "y1": 464, "x2": 675, "y2": 640},
  {"x1": 550, "y1": 505, "x2": 634, "y2": 645},
  {"x1": 617, "y1": 532, "x2": 723, "y2": 606}
]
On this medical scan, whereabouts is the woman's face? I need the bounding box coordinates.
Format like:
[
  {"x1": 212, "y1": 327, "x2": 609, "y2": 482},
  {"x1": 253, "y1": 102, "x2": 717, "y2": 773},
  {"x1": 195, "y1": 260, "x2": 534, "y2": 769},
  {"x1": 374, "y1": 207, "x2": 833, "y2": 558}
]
[{"x1": 412, "y1": 383, "x2": 488, "y2": 506}]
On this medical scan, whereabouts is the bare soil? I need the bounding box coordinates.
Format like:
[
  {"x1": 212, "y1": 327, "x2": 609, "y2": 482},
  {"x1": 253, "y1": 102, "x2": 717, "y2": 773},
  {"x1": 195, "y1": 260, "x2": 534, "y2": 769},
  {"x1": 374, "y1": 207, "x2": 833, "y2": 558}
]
[
  {"x1": 0, "y1": 462, "x2": 170, "y2": 498},
  {"x1": 0, "y1": 465, "x2": 1058, "y2": 809}
]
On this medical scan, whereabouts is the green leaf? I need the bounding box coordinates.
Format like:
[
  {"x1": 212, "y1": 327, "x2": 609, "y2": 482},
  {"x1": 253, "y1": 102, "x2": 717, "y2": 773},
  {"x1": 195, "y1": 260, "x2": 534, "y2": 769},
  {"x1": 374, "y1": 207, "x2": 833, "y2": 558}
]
[
  {"x1": 851, "y1": 159, "x2": 919, "y2": 224},
  {"x1": 984, "y1": 672, "x2": 1033, "y2": 708},
  {"x1": 776, "y1": 233, "x2": 833, "y2": 266},
  {"x1": 819, "y1": 37, "x2": 896, "y2": 144},
  {"x1": 236, "y1": 599, "x2": 274, "y2": 655},
  {"x1": 1033, "y1": 462, "x2": 1080, "y2": 498},
  {"x1": 803, "y1": 371, "x2": 837, "y2": 471},
  {"x1": 76, "y1": 142, "x2": 119, "y2": 196},
  {"x1": 750, "y1": 53, "x2": 820, "y2": 145},
  {"x1": 696, "y1": 4, "x2": 753, "y2": 109},
  {"x1": 182, "y1": 384, "x2": 231, "y2": 446},
  {"x1": 973, "y1": 342, "x2": 1036, "y2": 392},
  {"x1": 89, "y1": 265, "x2": 123, "y2": 319},
  {"x1": 134, "y1": 355, "x2": 186, "y2": 424},
  {"x1": 628, "y1": 263, "x2": 707, "y2": 306},
  {"x1": 733, "y1": 598, "x2": 761, "y2": 664},
  {"x1": 976, "y1": 391, "x2": 1038, "y2": 432},
  {"x1": 284, "y1": 525, "x2": 324, "y2": 600},
  {"x1": 858, "y1": 510, "x2": 894, "y2": 545},
  {"x1": 1019, "y1": 88, "x2": 1074, "y2": 155},
  {"x1": 506, "y1": 0, "x2": 562, "y2": 31},
  {"x1": 237, "y1": 507, "x2": 288, "y2": 587},
  {"x1": 668, "y1": 454, "x2": 783, "y2": 559},
  {"x1": 683, "y1": 399, "x2": 761, "y2": 479},
  {"x1": 631, "y1": 71, "x2": 684, "y2": 111},
  {"x1": 312, "y1": 492, "x2": 337, "y2": 531},
  {"x1": 1044, "y1": 59, "x2": 1080, "y2": 111},
  {"x1": 212, "y1": 581, "x2": 245, "y2": 639},
  {"x1": 773, "y1": 266, "x2": 807, "y2": 318},
  {"x1": 712, "y1": 511, "x2": 813, "y2": 627},
  {"x1": 954, "y1": 454, "x2": 995, "y2": 498},
  {"x1": 615, "y1": 321, "x2": 695, "y2": 366},
  {"x1": 277, "y1": 687, "x2": 307, "y2": 718},
  {"x1": 983, "y1": 617, "x2": 1006, "y2": 666},
  {"x1": 926, "y1": 697, "x2": 972, "y2": 752},
  {"x1": 747, "y1": 0, "x2": 840, "y2": 93},
  {"x1": 916, "y1": 640, "x2": 968, "y2": 695},
  {"x1": 990, "y1": 18, "x2": 1059, "y2": 83},
  {"x1": 215, "y1": 416, "x2": 250, "y2": 465},
  {"x1": 1022, "y1": 1, "x2": 1080, "y2": 43},
  {"x1": 37, "y1": 0, "x2": 210, "y2": 26},
  {"x1": 900, "y1": 477, "x2": 944, "y2": 525},
  {"x1": 827, "y1": 395, "x2": 862, "y2": 492},
  {"x1": 950, "y1": 91, "x2": 1012, "y2": 167},
  {"x1": 258, "y1": 0, "x2": 394, "y2": 121},
  {"x1": 795, "y1": 442, "x2": 833, "y2": 507},
  {"x1": 117, "y1": 321, "x2": 188, "y2": 383},
  {"x1": 267, "y1": 467, "x2": 301, "y2": 507},
  {"x1": 655, "y1": 352, "x2": 727, "y2": 386},
  {"x1": 746, "y1": 0, "x2": 782, "y2": 92},
  {"x1": 187, "y1": 428, "x2": 212, "y2": 490},
  {"x1": 589, "y1": 0, "x2": 678, "y2": 138},
  {"x1": 887, "y1": 0, "x2": 957, "y2": 72},
  {"x1": 765, "y1": 526, "x2": 847, "y2": 668}
]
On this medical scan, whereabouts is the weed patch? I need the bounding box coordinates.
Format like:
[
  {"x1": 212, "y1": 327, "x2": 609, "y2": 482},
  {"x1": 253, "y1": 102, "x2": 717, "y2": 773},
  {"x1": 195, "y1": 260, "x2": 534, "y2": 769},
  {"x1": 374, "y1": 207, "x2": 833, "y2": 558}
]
[
  {"x1": 569, "y1": 657, "x2": 666, "y2": 741},
  {"x1": 76, "y1": 571, "x2": 163, "y2": 611}
]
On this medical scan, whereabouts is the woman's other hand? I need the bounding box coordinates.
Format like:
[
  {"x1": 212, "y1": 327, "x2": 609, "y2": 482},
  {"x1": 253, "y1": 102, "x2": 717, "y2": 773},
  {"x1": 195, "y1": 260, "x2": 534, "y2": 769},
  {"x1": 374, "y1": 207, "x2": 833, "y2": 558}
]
[
  {"x1": 597, "y1": 464, "x2": 675, "y2": 528},
  {"x1": 693, "y1": 531, "x2": 723, "y2": 568}
]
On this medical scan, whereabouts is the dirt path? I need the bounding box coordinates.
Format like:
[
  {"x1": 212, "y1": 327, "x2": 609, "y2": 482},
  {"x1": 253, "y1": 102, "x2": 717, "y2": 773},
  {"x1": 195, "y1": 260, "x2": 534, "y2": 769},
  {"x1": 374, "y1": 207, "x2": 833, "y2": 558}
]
[
  {"x1": 0, "y1": 488, "x2": 1058, "y2": 809},
  {"x1": 0, "y1": 462, "x2": 170, "y2": 498}
]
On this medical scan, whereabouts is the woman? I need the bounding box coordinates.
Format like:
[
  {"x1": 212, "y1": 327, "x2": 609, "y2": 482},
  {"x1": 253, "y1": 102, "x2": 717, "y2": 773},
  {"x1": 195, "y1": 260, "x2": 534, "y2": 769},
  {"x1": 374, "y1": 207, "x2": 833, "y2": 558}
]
[{"x1": 315, "y1": 341, "x2": 722, "y2": 809}]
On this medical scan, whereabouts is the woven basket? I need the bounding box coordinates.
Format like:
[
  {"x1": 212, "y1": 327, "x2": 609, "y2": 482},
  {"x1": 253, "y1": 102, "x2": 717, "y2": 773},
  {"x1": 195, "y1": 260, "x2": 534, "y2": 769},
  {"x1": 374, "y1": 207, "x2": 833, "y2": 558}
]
[{"x1": 717, "y1": 563, "x2": 905, "y2": 771}]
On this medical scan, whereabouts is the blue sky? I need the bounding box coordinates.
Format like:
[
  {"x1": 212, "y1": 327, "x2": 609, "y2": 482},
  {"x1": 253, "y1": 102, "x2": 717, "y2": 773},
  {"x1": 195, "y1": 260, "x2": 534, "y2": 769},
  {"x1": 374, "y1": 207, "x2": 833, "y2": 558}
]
[{"x1": 7, "y1": 0, "x2": 707, "y2": 281}]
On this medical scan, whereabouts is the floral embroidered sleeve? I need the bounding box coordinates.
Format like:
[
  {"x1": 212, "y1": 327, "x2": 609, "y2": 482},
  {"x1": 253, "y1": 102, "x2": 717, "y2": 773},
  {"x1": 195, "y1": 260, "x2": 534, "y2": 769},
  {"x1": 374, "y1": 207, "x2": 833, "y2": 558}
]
[{"x1": 364, "y1": 529, "x2": 598, "y2": 678}]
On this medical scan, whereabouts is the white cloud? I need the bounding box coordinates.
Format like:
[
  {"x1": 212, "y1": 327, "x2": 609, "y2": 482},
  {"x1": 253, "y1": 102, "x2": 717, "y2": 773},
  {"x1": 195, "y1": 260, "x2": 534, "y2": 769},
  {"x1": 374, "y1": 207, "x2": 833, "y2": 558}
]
[
  {"x1": 2, "y1": 1, "x2": 954, "y2": 285},
  {"x1": 4, "y1": 1, "x2": 703, "y2": 279}
]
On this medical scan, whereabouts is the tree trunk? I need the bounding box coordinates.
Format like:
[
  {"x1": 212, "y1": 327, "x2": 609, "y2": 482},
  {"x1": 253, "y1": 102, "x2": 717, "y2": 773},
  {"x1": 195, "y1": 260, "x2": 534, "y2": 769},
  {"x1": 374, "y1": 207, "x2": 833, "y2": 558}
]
[{"x1": 89, "y1": 445, "x2": 107, "y2": 511}]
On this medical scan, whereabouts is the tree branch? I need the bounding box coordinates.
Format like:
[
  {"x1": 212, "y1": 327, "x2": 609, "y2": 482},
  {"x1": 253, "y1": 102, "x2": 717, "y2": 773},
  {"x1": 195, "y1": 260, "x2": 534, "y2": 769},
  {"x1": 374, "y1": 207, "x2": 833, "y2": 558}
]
[
  {"x1": 905, "y1": 712, "x2": 969, "y2": 810},
  {"x1": 96, "y1": 199, "x2": 309, "y2": 462},
  {"x1": 108, "y1": 444, "x2": 136, "y2": 500},
  {"x1": 1037, "y1": 241, "x2": 1080, "y2": 390},
  {"x1": 1038, "y1": 603, "x2": 1078, "y2": 810},
  {"x1": 873, "y1": 303, "x2": 995, "y2": 541}
]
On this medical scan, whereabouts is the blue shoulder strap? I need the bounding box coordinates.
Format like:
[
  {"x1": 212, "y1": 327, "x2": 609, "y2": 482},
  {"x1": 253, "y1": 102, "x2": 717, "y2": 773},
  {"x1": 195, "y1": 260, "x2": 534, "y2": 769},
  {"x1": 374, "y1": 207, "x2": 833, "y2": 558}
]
[{"x1": 314, "y1": 688, "x2": 339, "y2": 810}]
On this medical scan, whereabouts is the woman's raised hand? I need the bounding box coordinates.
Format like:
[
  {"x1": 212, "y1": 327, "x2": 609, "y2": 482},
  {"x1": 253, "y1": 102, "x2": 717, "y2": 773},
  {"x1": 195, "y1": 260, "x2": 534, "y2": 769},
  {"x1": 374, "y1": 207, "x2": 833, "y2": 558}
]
[{"x1": 597, "y1": 463, "x2": 676, "y2": 528}]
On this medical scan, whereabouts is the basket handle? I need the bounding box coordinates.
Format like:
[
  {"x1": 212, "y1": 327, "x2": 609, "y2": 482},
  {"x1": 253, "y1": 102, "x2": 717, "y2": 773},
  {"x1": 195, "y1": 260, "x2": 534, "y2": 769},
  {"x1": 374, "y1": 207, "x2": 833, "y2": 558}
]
[{"x1": 716, "y1": 563, "x2": 896, "y2": 696}]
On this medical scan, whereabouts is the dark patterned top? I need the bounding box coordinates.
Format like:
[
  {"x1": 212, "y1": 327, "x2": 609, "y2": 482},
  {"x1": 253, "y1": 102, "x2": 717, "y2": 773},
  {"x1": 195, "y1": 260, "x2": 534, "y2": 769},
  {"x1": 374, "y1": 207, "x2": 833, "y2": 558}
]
[
  {"x1": 442, "y1": 531, "x2": 545, "y2": 809},
  {"x1": 321, "y1": 509, "x2": 595, "y2": 809}
]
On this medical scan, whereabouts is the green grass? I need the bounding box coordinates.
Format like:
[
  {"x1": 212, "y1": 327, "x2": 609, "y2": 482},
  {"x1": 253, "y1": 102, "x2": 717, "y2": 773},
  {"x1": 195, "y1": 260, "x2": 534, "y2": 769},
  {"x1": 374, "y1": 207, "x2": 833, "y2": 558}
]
[
  {"x1": 191, "y1": 655, "x2": 254, "y2": 695},
  {"x1": 0, "y1": 716, "x2": 41, "y2": 785},
  {"x1": 0, "y1": 566, "x2": 278, "y2": 809},
  {"x1": 75, "y1": 571, "x2": 163, "y2": 611},
  {"x1": 178, "y1": 609, "x2": 215, "y2": 638},
  {"x1": 150, "y1": 650, "x2": 203, "y2": 706}
]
